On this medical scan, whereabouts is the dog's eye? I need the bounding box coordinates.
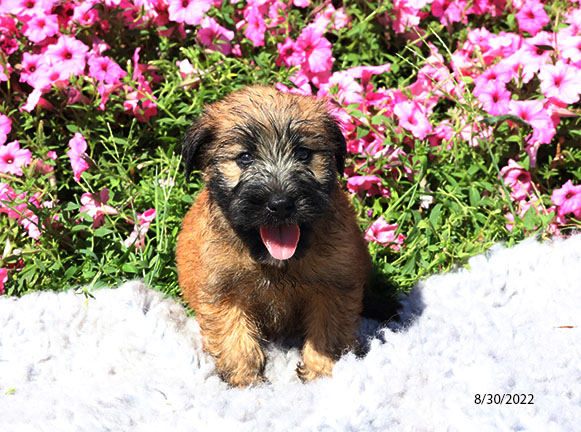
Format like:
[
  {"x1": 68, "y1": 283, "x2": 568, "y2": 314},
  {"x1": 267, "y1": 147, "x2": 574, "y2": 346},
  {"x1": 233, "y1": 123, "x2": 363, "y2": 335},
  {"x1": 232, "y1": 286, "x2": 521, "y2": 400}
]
[
  {"x1": 295, "y1": 147, "x2": 312, "y2": 163},
  {"x1": 236, "y1": 152, "x2": 254, "y2": 167}
]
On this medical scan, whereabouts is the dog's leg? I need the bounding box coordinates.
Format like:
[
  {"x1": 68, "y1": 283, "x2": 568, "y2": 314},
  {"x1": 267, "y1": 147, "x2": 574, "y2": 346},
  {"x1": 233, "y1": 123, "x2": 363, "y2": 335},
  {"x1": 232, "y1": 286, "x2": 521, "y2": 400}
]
[
  {"x1": 198, "y1": 303, "x2": 266, "y2": 387},
  {"x1": 297, "y1": 289, "x2": 362, "y2": 381}
]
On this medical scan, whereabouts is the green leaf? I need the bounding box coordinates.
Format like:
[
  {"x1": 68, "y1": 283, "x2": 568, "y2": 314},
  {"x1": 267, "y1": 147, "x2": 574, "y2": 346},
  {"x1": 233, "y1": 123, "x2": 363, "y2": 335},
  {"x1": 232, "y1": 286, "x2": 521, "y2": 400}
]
[
  {"x1": 94, "y1": 227, "x2": 113, "y2": 237},
  {"x1": 534, "y1": 44, "x2": 554, "y2": 52},
  {"x1": 429, "y1": 203, "x2": 443, "y2": 228},
  {"x1": 480, "y1": 114, "x2": 530, "y2": 128},
  {"x1": 469, "y1": 188, "x2": 481, "y2": 207},
  {"x1": 122, "y1": 263, "x2": 140, "y2": 273}
]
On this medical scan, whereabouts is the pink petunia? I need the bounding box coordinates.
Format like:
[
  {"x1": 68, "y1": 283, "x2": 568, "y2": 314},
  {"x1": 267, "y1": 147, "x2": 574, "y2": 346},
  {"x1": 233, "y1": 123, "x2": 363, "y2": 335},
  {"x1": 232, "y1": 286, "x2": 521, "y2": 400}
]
[
  {"x1": 243, "y1": 5, "x2": 267, "y2": 47},
  {"x1": 80, "y1": 188, "x2": 119, "y2": 228},
  {"x1": 476, "y1": 80, "x2": 511, "y2": 116},
  {"x1": 66, "y1": 133, "x2": 90, "y2": 182},
  {"x1": 538, "y1": 61, "x2": 581, "y2": 105},
  {"x1": 19, "y1": 52, "x2": 44, "y2": 87},
  {"x1": 551, "y1": 180, "x2": 581, "y2": 219},
  {"x1": 364, "y1": 217, "x2": 406, "y2": 251},
  {"x1": 0, "y1": 268, "x2": 7, "y2": 295},
  {"x1": 167, "y1": 0, "x2": 212, "y2": 26},
  {"x1": 0, "y1": 114, "x2": 11, "y2": 145},
  {"x1": 0, "y1": 141, "x2": 32, "y2": 176},
  {"x1": 473, "y1": 63, "x2": 514, "y2": 96},
  {"x1": 71, "y1": 0, "x2": 100, "y2": 26},
  {"x1": 197, "y1": 16, "x2": 234, "y2": 55},
  {"x1": 33, "y1": 150, "x2": 57, "y2": 175},
  {"x1": 124, "y1": 208, "x2": 156, "y2": 250},
  {"x1": 88, "y1": 55, "x2": 127, "y2": 84},
  {"x1": 559, "y1": 34, "x2": 581, "y2": 63},
  {"x1": 393, "y1": 101, "x2": 433, "y2": 140},
  {"x1": 294, "y1": 26, "x2": 333, "y2": 74},
  {"x1": 347, "y1": 175, "x2": 390, "y2": 198},
  {"x1": 176, "y1": 59, "x2": 196, "y2": 78},
  {"x1": 458, "y1": 119, "x2": 491, "y2": 147},
  {"x1": 318, "y1": 71, "x2": 363, "y2": 105},
  {"x1": 124, "y1": 90, "x2": 158, "y2": 122},
  {"x1": 500, "y1": 159, "x2": 533, "y2": 201},
  {"x1": 44, "y1": 35, "x2": 89, "y2": 79},
  {"x1": 22, "y1": 14, "x2": 59, "y2": 43},
  {"x1": 515, "y1": 0, "x2": 549, "y2": 36},
  {"x1": 0, "y1": 182, "x2": 17, "y2": 218},
  {"x1": 508, "y1": 100, "x2": 555, "y2": 165}
]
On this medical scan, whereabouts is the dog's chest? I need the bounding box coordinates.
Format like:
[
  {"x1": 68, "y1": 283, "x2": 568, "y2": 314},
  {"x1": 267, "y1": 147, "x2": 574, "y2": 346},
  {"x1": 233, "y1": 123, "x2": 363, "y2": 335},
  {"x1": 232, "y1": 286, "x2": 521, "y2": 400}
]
[{"x1": 247, "y1": 273, "x2": 305, "y2": 334}]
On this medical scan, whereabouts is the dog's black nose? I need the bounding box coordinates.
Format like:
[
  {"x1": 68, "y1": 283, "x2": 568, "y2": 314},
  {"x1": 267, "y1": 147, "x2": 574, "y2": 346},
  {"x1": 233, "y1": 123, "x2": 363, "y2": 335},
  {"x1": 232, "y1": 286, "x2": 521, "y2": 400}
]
[{"x1": 266, "y1": 195, "x2": 295, "y2": 218}]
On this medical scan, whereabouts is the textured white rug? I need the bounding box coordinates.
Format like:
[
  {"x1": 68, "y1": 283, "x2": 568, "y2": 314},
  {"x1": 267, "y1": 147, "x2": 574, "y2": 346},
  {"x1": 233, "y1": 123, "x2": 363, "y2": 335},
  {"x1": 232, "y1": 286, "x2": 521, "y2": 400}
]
[{"x1": 1, "y1": 235, "x2": 580, "y2": 431}]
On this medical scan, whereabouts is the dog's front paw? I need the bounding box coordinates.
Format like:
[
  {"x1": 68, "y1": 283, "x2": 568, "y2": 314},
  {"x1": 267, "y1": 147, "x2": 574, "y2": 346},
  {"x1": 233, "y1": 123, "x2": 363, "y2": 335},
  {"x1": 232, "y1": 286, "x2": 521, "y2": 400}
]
[
  {"x1": 296, "y1": 358, "x2": 334, "y2": 382},
  {"x1": 224, "y1": 369, "x2": 268, "y2": 387}
]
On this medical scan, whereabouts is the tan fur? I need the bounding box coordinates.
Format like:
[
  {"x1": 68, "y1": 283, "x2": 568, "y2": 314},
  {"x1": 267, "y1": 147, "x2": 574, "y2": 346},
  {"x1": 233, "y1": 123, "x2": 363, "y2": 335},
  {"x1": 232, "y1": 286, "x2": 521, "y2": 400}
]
[{"x1": 176, "y1": 87, "x2": 372, "y2": 387}]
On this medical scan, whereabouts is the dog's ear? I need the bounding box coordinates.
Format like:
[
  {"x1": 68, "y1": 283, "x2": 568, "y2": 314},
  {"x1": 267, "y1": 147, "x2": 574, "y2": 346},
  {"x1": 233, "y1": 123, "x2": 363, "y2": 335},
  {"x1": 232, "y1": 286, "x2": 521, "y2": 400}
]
[
  {"x1": 325, "y1": 116, "x2": 347, "y2": 176},
  {"x1": 182, "y1": 116, "x2": 214, "y2": 180}
]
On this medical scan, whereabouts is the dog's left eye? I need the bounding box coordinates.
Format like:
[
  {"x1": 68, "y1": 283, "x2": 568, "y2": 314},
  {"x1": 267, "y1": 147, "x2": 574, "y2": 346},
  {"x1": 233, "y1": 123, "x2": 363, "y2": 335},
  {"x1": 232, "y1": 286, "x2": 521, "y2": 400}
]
[
  {"x1": 295, "y1": 147, "x2": 312, "y2": 163},
  {"x1": 236, "y1": 152, "x2": 254, "y2": 167}
]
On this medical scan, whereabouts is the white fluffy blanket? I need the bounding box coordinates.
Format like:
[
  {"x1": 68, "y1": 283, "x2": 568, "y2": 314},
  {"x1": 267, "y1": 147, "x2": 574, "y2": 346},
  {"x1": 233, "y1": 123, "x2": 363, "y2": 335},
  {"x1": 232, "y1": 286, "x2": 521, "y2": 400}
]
[{"x1": 1, "y1": 236, "x2": 580, "y2": 431}]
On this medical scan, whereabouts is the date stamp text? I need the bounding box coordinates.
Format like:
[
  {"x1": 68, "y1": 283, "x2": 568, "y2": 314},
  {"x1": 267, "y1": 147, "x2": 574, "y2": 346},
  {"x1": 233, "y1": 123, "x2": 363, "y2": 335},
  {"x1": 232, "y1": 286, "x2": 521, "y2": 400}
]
[{"x1": 474, "y1": 394, "x2": 534, "y2": 405}]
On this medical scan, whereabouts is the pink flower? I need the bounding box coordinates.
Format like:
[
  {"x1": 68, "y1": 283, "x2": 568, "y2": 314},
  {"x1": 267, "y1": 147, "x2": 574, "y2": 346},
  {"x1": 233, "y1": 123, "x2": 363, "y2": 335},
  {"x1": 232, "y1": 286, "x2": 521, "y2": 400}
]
[
  {"x1": 19, "y1": 52, "x2": 44, "y2": 87},
  {"x1": 559, "y1": 34, "x2": 581, "y2": 63},
  {"x1": 538, "y1": 61, "x2": 581, "y2": 105},
  {"x1": 167, "y1": 0, "x2": 212, "y2": 26},
  {"x1": 500, "y1": 159, "x2": 533, "y2": 200},
  {"x1": 476, "y1": 80, "x2": 511, "y2": 115},
  {"x1": 473, "y1": 63, "x2": 514, "y2": 96},
  {"x1": 364, "y1": 217, "x2": 405, "y2": 251},
  {"x1": 458, "y1": 119, "x2": 491, "y2": 147},
  {"x1": 551, "y1": 180, "x2": 581, "y2": 219},
  {"x1": 19, "y1": 206, "x2": 41, "y2": 239},
  {"x1": 0, "y1": 114, "x2": 11, "y2": 145},
  {"x1": 44, "y1": 35, "x2": 89, "y2": 79},
  {"x1": 22, "y1": 14, "x2": 59, "y2": 43},
  {"x1": 318, "y1": 71, "x2": 363, "y2": 105},
  {"x1": 393, "y1": 101, "x2": 433, "y2": 139},
  {"x1": 124, "y1": 208, "x2": 156, "y2": 249},
  {"x1": 312, "y1": 4, "x2": 349, "y2": 32},
  {"x1": 243, "y1": 6, "x2": 267, "y2": 47},
  {"x1": 515, "y1": 0, "x2": 549, "y2": 36},
  {"x1": 197, "y1": 16, "x2": 234, "y2": 55},
  {"x1": 88, "y1": 56, "x2": 126, "y2": 84},
  {"x1": 33, "y1": 150, "x2": 57, "y2": 175},
  {"x1": 124, "y1": 90, "x2": 158, "y2": 122},
  {"x1": 0, "y1": 268, "x2": 7, "y2": 295},
  {"x1": 80, "y1": 188, "x2": 119, "y2": 228},
  {"x1": 66, "y1": 133, "x2": 90, "y2": 182},
  {"x1": 0, "y1": 141, "x2": 32, "y2": 176},
  {"x1": 294, "y1": 26, "x2": 333, "y2": 74},
  {"x1": 72, "y1": 0, "x2": 100, "y2": 26},
  {"x1": 508, "y1": 100, "x2": 555, "y2": 164},
  {"x1": 10, "y1": 0, "x2": 53, "y2": 16},
  {"x1": 347, "y1": 175, "x2": 390, "y2": 198},
  {"x1": 176, "y1": 59, "x2": 196, "y2": 78}
]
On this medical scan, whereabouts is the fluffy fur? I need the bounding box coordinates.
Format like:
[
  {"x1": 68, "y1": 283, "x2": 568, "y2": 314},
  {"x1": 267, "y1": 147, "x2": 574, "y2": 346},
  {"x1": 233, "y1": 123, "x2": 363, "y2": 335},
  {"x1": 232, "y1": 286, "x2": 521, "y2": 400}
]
[
  {"x1": 176, "y1": 86, "x2": 371, "y2": 386},
  {"x1": 1, "y1": 235, "x2": 580, "y2": 430}
]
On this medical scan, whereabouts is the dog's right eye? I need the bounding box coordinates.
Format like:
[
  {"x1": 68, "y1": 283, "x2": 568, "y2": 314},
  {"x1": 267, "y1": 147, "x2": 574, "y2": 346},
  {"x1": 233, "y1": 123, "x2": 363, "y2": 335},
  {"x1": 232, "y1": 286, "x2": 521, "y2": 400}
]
[{"x1": 236, "y1": 152, "x2": 254, "y2": 167}]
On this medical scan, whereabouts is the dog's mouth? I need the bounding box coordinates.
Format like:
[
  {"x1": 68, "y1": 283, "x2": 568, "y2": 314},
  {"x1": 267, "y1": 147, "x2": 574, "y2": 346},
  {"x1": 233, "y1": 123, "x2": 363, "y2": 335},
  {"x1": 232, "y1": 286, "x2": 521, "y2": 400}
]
[{"x1": 259, "y1": 224, "x2": 300, "y2": 261}]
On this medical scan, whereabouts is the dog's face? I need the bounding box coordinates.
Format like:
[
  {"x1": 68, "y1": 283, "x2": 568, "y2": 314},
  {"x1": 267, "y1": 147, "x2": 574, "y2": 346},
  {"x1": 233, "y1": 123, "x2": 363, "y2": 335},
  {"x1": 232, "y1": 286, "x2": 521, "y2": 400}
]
[{"x1": 182, "y1": 86, "x2": 346, "y2": 265}]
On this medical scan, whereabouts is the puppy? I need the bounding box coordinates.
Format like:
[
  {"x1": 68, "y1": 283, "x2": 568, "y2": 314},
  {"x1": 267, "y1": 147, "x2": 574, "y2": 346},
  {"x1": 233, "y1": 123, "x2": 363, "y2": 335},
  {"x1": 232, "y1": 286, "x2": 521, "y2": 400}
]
[{"x1": 176, "y1": 86, "x2": 372, "y2": 386}]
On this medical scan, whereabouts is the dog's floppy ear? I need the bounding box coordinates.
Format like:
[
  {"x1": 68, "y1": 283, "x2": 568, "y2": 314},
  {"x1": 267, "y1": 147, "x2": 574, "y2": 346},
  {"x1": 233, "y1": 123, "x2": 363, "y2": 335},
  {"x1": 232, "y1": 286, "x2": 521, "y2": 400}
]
[
  {"x1": 182, "y1": 116, "x2": 214, "y2": 180},
  {"x1": 325, "y1": 116, "x2": 347, "y2": 176}
]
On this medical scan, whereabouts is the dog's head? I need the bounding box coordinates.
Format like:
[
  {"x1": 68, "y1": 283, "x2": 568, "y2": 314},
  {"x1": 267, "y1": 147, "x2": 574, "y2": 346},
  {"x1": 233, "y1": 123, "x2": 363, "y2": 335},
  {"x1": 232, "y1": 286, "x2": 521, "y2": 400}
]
[{"x1": 182, "y1": 86, "x2": 346, "y2": 265}]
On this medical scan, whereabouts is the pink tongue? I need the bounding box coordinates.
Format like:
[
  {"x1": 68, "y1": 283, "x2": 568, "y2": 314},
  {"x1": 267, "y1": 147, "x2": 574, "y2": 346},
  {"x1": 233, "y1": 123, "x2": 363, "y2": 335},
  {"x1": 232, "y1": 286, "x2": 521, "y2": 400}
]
[{"x1": 259, "y1": 224, "x2": 300, "y2": 261}]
